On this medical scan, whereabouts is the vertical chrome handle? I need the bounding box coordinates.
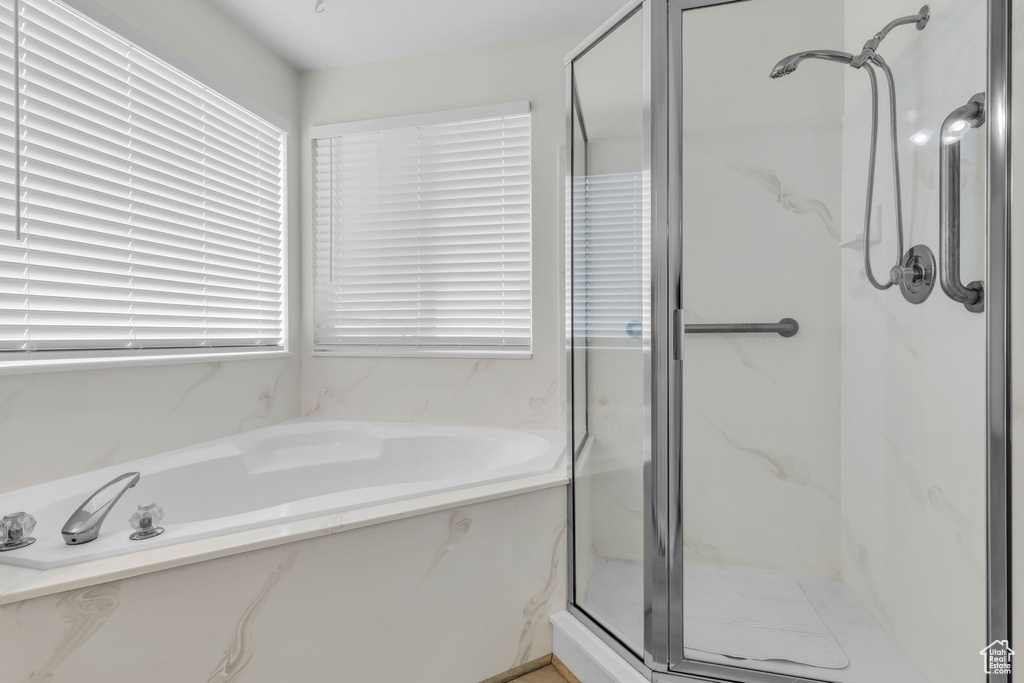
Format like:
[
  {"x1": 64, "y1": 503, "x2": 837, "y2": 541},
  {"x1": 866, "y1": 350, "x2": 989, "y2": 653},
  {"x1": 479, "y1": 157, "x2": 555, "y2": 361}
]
[{"x1": 939, "y1": 92, "x2": 985, "y2": 312}]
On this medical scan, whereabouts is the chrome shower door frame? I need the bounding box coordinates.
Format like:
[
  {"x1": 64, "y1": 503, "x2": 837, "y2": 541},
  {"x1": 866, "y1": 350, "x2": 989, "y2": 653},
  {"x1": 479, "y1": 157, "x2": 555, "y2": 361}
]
[{"x1": 564, "y1": 0, "x2": 659, "y2": 677}]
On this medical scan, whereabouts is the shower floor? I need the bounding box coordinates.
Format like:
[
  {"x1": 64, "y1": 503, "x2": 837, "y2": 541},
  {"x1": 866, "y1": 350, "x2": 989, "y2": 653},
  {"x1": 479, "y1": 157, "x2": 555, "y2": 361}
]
[{"x1": 581, "y1": 557, "x2": 930, "y2": 683}]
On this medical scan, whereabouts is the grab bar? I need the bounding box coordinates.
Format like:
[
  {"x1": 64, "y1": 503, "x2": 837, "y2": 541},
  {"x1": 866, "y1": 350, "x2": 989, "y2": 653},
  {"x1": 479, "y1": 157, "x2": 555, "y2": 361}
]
[
  {"x1": 939, "y1": 93, "x2": 985, "y2": 312},
  {"x1": 684, "y1": 318, "x2": 799, "y2": 337}
]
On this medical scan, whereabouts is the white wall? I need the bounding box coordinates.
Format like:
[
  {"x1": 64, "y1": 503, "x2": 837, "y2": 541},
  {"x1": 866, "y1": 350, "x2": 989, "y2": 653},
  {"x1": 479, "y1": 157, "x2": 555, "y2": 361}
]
[
  {"x1": 0, "y1": 0, "x2": 303, "y2": 496},
  {"x1": 298, "y1": 30, "x2": 582, "y2": 431}
]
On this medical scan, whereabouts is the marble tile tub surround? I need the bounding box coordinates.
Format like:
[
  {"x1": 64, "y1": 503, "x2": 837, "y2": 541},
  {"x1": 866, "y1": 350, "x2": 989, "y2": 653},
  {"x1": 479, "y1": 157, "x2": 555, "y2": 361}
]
[
  {"x1": 0, "y1": 0, "x2": 303, "y2": 496},
  {"x1": 839, "y1": 1, "x2": 988, "y2": 682},
  {"x1": 0, "y1": 356, "x2": 299, "y2": 496},
  {"x1": 298, "y1": 30, "x2": 584, "y2": 431},
  {"x1": 0, "y1": 487, "x2": 567, "y2": 683}
]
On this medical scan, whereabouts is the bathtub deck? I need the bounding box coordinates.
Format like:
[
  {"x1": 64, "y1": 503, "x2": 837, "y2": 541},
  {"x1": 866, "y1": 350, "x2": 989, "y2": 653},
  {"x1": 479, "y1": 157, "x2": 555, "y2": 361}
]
[{"x1": 0, "y1": 465, "x2": 567, "y2": 606}]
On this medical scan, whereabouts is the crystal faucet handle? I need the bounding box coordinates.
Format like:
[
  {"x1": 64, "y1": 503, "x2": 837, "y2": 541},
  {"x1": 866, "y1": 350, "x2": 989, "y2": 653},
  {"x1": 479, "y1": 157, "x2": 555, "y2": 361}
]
[
  {"x1": 129, "y1": 502, "x2": 165, "y2": 541},
  {"x1": 0, "y1": 512, "x2": 37, "y2": 551}
]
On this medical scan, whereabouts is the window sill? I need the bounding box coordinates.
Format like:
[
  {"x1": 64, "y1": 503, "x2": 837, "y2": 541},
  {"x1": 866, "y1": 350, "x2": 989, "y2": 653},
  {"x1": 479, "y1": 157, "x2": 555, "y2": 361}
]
[
  {"x1": 313, "y1": 348, "x2": 533, "y2": 360},
  {"x1": 0, "y1": 350, "x2": 294, "y2": 376}
]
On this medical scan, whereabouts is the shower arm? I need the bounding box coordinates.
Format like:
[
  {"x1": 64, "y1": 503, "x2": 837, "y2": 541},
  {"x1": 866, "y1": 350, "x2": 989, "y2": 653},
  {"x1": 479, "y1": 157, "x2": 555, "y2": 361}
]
[{"x1": 850, "y1": 5, "x2": 930, "y2": 68}]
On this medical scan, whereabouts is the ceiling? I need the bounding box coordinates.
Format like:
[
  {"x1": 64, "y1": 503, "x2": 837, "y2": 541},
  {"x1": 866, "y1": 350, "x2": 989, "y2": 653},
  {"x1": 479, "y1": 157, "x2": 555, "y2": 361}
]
[{"x1": 208, "y1": 0, "x2": 628, "y2": 72}]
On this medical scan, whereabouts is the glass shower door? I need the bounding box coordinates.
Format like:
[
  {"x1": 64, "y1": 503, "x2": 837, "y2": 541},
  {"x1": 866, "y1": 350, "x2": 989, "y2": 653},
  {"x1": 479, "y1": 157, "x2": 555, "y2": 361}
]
[
  {"x1": 669, "y1": 0, "x2": 992, "y2": 681},
  {"x1": 568, "y1": 3, "x2": 647, "y2": 655}
]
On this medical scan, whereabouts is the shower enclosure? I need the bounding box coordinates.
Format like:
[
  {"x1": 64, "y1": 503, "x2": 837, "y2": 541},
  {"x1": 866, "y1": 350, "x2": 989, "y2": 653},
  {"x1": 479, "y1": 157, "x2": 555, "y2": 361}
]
[{"x1": 565, "y1": 1, "x2": 1011, "y2": 681}]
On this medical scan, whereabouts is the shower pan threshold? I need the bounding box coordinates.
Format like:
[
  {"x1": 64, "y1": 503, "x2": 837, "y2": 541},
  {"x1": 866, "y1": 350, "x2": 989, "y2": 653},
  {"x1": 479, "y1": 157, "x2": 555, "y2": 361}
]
[{"x1": 581, "y1": 558, "x2": 929, "y2": 682}]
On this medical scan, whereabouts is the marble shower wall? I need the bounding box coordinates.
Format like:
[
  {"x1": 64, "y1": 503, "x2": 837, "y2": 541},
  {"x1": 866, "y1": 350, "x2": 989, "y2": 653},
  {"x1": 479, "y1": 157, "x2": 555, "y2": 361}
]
[
  {"x1": 0, "y1": 0, "x2": 302, "y2": 496},
  {"x1": 675, "y1": 0, "x2": 844, "y2": 577},
  {"x1": 680, "y1": 120, "x2": 842, "y2": 577},
  {"x1": 0, "y1": 487, "x2": 567, "y2": 683},
  {"x1": 298, "y1": 31, "x2": 584, "y2": 431},
  {"x1": 839, "y1": 1, "x2": 988, "y2": 681}
]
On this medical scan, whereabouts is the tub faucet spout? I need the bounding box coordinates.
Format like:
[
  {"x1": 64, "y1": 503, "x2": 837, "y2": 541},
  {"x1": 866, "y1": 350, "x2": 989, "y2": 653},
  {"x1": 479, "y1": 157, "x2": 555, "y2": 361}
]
[{"x1": 62, "y1": 472, "x2": 140, "y2": 545}]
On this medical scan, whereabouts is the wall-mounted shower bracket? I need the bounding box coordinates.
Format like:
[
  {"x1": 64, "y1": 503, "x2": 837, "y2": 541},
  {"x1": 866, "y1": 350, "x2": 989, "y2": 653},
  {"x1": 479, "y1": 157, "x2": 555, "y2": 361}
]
[
  {"x1": 891, "y1": 244, "x2": 936, "y2": 305},
  {"x1": 851, "y1": 6, "x2": 930, "y2": 68}
]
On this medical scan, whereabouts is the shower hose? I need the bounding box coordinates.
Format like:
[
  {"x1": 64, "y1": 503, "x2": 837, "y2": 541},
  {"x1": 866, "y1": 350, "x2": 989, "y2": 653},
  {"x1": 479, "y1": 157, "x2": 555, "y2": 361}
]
[{"x1": 860, "y1": 60, "x2": 906, "y2": 290}]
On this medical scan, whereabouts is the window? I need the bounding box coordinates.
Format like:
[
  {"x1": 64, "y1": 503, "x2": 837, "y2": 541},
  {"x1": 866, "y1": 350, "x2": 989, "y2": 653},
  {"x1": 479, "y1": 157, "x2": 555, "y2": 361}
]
[
  {"x1": 312, "y1": 102, "x2": 532, "y2": 358},
  {"x1": 573, "y1": 171, "x2": 643, "y2": 343},
  {"x1": 0, "y1": 0, "x2": 287, "y2": 362}
]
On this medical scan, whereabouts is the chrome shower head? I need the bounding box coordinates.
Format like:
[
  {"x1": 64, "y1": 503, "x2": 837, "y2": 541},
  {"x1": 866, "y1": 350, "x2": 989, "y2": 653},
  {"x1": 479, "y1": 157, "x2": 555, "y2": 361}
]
[
  {"x1": 769, "y1": 50, "x2": 856, "y2": 79},
  {"x1": 769, "y1": 58, "x2": 798, "y2": 79}
]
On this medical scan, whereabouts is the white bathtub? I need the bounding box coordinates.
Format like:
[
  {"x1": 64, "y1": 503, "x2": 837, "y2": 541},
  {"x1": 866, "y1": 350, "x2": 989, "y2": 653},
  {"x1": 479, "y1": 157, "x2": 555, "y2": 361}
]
[{"x1": 0, "y1": 419, "x2": 565, "y2": 571}]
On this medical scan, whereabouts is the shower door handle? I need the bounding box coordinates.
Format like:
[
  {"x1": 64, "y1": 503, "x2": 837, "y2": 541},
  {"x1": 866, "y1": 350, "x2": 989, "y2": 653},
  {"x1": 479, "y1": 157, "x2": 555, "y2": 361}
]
[{"x1": 938, "y1": 92, "x2": 985, "y2": 312}]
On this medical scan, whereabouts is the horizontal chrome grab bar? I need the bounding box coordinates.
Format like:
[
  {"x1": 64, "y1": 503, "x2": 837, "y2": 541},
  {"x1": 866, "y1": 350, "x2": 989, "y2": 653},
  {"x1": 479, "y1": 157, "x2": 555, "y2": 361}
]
[{"x1": 684, "y1": 318, "x2": 799, "y2": 338}]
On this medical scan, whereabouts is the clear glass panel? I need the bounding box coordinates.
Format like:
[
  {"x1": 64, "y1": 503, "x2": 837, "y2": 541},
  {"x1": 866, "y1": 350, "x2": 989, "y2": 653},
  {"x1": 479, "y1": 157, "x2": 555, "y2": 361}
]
[
  {"x1": 570, "y1": 6, "x2": 646, "y2": 654},
  {"x1": 676, "y1": 0, "x2": 987, "y2": 681}
]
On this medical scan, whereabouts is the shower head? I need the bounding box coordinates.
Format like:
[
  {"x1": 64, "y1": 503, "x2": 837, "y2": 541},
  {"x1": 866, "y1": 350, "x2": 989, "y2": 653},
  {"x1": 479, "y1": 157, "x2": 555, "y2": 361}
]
[{"x1": 769, "y1": 50, "x2": 856, "y2": 79}]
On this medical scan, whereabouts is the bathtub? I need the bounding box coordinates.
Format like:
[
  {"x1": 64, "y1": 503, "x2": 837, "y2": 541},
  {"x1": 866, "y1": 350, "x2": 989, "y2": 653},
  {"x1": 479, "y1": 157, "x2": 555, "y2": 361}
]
[{"x1": 0, "y1": 419, "x2": 565, "y2": 571}]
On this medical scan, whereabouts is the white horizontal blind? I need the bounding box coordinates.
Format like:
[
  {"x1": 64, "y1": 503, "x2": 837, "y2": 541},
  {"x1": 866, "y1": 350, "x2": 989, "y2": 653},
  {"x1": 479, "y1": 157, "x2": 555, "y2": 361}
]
[
  {"x1": 0, "y1": 0, "x2": 286, "y2": 357},
  {"x1": 573, "y1": 172, "x2": 643, "y2": 341},
  {"x1": 313, "y1": 109, "x2": 531, "y2": 356}
]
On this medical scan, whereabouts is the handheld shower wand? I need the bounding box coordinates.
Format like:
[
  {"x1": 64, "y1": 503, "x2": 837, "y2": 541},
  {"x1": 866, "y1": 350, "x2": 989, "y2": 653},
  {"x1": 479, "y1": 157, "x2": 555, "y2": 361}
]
[{"x1": 769, "y1": 7, "x2": 930, "y2": 295}]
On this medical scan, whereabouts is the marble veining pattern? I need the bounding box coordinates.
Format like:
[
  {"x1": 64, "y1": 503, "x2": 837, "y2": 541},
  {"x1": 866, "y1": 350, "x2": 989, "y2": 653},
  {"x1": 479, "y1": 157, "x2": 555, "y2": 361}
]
[
  {"x1": 205, "y1": 551, "x2": 298, "y2": 683},
  {"x1": 684, "y1": 311, "x2": 778, "y2": 384},
  {"x1": 707, "y1": 418, "x2": 838, "y2": 504},
  {"x1": 458, "y1": 358, "x2": 497, "y2": 392},
  {"x1": 681, "y1": 536, "x2": 725, "y2": 566},
  {"x1": 514, "y1": 521, "x2": 567, "y2": 667},
  {"x1": 516, "y1": 379, "x2": 560, "y2": 428},
  {"x1": 741, "y1": 166, "x2": 839, "y2": 241},
  {"x1": 30, "y1": 583, "x2": 121, "y2": 682},
  {"x1": 418, "y1": 509, "x2": 472, "y2": 588},
  {"x1": 239, "y1": 359, "x2": 294, "y2": 430},
  {"x1": 173, "y1": 362, "x2": 224, "y2": 412}
]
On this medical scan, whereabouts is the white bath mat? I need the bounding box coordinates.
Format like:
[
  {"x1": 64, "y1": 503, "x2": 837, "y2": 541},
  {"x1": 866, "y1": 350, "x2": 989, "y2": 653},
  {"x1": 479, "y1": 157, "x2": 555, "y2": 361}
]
[{"x1": 684, "y1": 563, "x2": 849, "y2": 669}]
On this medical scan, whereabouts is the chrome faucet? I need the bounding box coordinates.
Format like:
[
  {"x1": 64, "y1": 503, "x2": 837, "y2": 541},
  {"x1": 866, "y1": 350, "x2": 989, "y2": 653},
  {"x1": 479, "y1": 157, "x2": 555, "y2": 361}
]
[{"x1": 62, "y1": 472, "x2": 140, "y2": 545}]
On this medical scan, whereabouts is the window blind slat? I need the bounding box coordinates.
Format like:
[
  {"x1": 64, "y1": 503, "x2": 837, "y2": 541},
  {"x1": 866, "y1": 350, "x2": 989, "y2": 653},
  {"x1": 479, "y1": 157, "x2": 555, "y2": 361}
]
[{"x1": 573, "y1": 172, "x2": 643, "y2": 340}]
